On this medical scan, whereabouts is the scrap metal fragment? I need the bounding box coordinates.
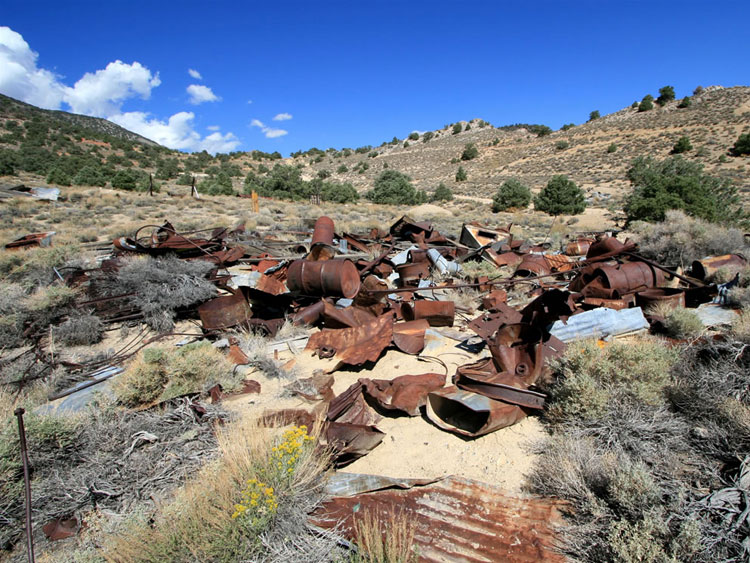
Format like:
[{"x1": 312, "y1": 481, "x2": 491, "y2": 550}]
[
  {"x1": 359, "y1": 373, "x2": 446, "y2": 416},
  {"x1": 392, "y1": 319, "x2": 430, "y2": 355},
  {"x1": 287, "y1": 259, "x2": 361, "y2": 298},
  {"x1": 306, "y1": 314, "x2": 393, "y2": 368},
  {"x1": 198, "y1": 291, "x2": 252, "y2": 331}
]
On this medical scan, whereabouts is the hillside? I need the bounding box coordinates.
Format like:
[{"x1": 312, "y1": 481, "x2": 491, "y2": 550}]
[
  {"x1": 0, "y1": 93, "x2": 158, "y2": 146},
  {"x1": 0, "y1": 86, "x2": 748, "y2": 208}
]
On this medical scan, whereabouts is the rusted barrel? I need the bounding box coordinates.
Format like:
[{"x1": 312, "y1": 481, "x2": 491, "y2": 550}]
[
  {"x1": 690, "y1": 254, "x2": 746, "y2": 281},
  {"x1": 635, "y1": 288, "x2": 685, "y2": 311},
  {"x1": 396, "y1": 262, "x2": 430, "y2": 287},
  {"x1": 401, "y1": 300, "x2": 455, "y2": 327},
  {"x1": 287, "y1": 259, "x2": 361, "y2": 298},
  {"x1": 514, "y1": 254, "x2": 551, "y2": 277},
  {"x1": 309, "y1": 216, "x2": 336, "y2": 260},
  {"x1": 565, "y1": 238, "x2": 594, "y2": 256}
]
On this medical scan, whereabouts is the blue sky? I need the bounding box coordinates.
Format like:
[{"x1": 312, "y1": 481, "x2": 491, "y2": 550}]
[{"x1": 1, "y1": 1, "x2": 748, "y2": 155}]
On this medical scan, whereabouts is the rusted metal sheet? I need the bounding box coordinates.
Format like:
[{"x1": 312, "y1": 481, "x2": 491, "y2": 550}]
[
  {"x1": 690, "y1": 254, "x2": 747, "y2": 280},
  {"x1": 586, "y1": 235, "x2": 628, "y2": 258},
  {"x1": 426, "y1": 386, "x2": 528, "y2": 437},
  {"x1": 514, "y1": 254, "x2": 552, "y2": 277},
  {"x1": 306, "y1": 314, "x2": 393, "y2": 369},
  {"x1": 489, "y1": 323, "x2": 544, "y2": 383},
  {"x1": 4, "y1": 231, "x2": 55, "y2": 250},
  {"x1": 323, "y1": 422, "x2": 385, "y2": 465},
  {"x1": 293, "y1": 300, "x2": 326, "y2": 326},
  {"x1": 198, "y1": 291, "x2": 252, "y2": 331},
  {"x1": 582, "y1": 296, "x2": 633, "y2": 310},
  {"x1": 392, "y1": 319, "x2": 430, "y2": 355},
  {"x1": 286, "y1": 373, "x2": 335, "y2": 402},
  {"x1": 287, "y1": 259, "x2": 361, "y2": 298},
  {"x1": 320, "y1": 301, "x2": 377, "y2": 329},
  {"x1": 328, "y1": 382, "x2": 382, "y2": 426},
  {"x1": 484, "y1": 248, "x2": 524, "y2": 269},
  {"x1": 42, "y1": 517, "x2": 80, "y2": 541},
  {"x1": 482, "y1": 289, "x2": 508, "y2": 310},
  {"x1": 360, "y1": 373, "x2": 446, "y2": 416},
  {"x1": 468, "y1": 307, "x2": 523, "y2": 340},
  {"x1": 401, "y1": 300, "x2": 455, "y2": 327},
  {"x1": 460, "y1": 222, "x2": 511, "y2": 248},
  {"x1": 227, "y1": 344, "x2": 250, "y2": 365},
  {"x1": 310, "y1": 475, "x2": 566, "y2": 563}
]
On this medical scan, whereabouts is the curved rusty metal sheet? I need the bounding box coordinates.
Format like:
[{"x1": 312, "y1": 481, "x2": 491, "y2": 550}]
[
  {"x1": 307, "y1": 314, "x2": 393, "y2": 369},
  {"x1": 360, "y1": 373, "x2": 446, "y2": 416},
  {"x1": 690, "y1": 254, "x2": 746, "y2": 280},
  {"x1": 198, "y1": 291, "x2": 252, "y2": 331},
  {"x1": 310, "y1": 475, "x2": 566, "y2": 563},
  {"x1": 401, "y1": 300, "x2": 455, "y2": 327},
  {"x1": 392, "y1": 319, "x2": 430, "y2": 355}
]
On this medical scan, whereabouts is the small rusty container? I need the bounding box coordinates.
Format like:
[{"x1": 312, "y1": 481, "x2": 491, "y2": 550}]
[
  {"x1": 635, "y1": 288, "x2": 686, "y2": 311},
  {"x1": 287, "y1": 259, "x2": 361, "y2": 299},
  {"x1": 401, "y1": 300, "x2": 455, "y2": 327},
  {"x1": 396, "y1": 262, "x2": 430, "y2": 287}
]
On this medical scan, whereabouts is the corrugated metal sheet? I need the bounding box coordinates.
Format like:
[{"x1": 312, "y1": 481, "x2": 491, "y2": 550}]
[
  {"x1": 549, "y1": 306, "x2": 649, "y2": 342},
  {"x1": 310, "y1": 475, "x2": 566, "y2": 562}
]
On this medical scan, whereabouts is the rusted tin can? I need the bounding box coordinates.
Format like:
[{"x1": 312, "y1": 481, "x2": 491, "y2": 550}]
[
  {"x1": 564, "y1": 238, "x2": 594, "y2": 256},
  {"x1": 311, "y1": 216, "x2": 335, "y2": 247},
  {"x1": 401, "y1": 300, "x2": 455, "y2": 327},
  {"x1": 514, "y1": 254, "x2": 551, "y2": 277},
  {"x1": 408, "y1": 249, "x2": 429, "y2": 263},
  {"x1": 396, "y1": 262, "x2": 430, "y2": 287},
  {"x1": 287, "y1": 259, "x2": 361, "y2": 299}
]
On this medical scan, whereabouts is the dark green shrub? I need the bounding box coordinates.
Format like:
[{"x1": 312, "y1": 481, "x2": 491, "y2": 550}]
[
  {"x1": 452, "y1": 123, "x2": 462, "y2": 135},
  {"x1": 671, "y1": 136, "x2": 692, "y2": 154},
  {"x1": 677, "y1": 96, "x2": 692, "y2": 108},
  {"x1": 366, "y1": 170, "x2": 420, "y2": 204},
  {"x1": 534, "y1": 175, "x2": 586, "y2": 215},
  {"x1": 461, "y1": 143, "x2": 479, "y2": 160},
  {"x1": 408, "y1": 132, "x2": 419, "y2": 140},
  {"x1": 0, "y1": 149, "x2": 19, "y2": 175},
  {"x1": 403, "y1": 141, "x2": 409, "y2": 148},
  {"x1": 430, "y1": 183, "x2": 453, "y2": 202},
  {"x1": 631, "y1": 101, "x2": 639, "y2": 109},
  {"x1": 319, "y1": 181, "x2": 359, "y2": 203},
  {"x1": 656, "y1": 85, "x2": 675, "y2": 106},
  {"x1": 535, "y1": 125, "x2": 552, "y2": 137},
  {"x1": 624, "y1": 155, "x2": 746, "y2": 225},
  {"x1": 588, "y1": 110, "x2": 600, "y2": 121},
  {"x1": 73, "y1": 165, "x2": 107, "y2": 187},
  {"x1": 336, "y1": 164, "x2": 348, "y2": 173},
  {"x1": 560, "y1": 123, "x2": 575, "y2": 131},
  {"x1": 455, "y1": 166, "x2": 467, "y2": 182},
  {"x1": 693, "y1": 85, "x2": 704, "y2": 95},
  {"x1": 731, "y1": 133, "x2": 750, "y2": 156},
  {"x1": 198, "y1": 171, "x2": 234, "y2": 195},
  {"x1": 607, "y1": 143, "x2": 618, "y2": 153},
  {"x1": 464, "y1": 123, "x2": 471, "y2": 131},
  {"x1": 422, "y1": 131, "x2": 434, "y2": 143},
  {"x1": 317, "y1": 169, "x2": 331, "y2": 179},
  {"x1": 492, "y1": 178, "x2": 531, "y2": 212},
  {"x1": 176, "y1": 172, "x2": 194, "y2": 185},
  {"x1": 638, "y1": 95, "x2": 654, "y2": 112},
  {"x1": 111, "y1": 169, "x2": 139, "y2": 191},
  {"x1": 555, "y1": 140, "x2": 570, "y2": 150}
]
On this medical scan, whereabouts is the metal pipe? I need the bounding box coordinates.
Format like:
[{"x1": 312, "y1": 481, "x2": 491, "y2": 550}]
[{"x1": 14, "y1": 408, "x2": 35, "y2": 563}]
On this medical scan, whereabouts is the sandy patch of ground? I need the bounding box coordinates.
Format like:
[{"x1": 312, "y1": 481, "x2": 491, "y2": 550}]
[{"x1": 223, "y1": 327, "x2": 545, "y2": 494}]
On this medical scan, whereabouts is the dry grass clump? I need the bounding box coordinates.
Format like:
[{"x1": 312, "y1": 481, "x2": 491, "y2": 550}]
[
  {"x1": 104, "y1": 417, "x2": 336, "y2": 563},
  {"x1": 662, "y1": 307, "x2": 704, "y2": 339},
  {"x1": 630, "y1": 210, "x2": 749, "y2": 268},
  {"x1": 726, "y1": 265, "x2": 750, "y2": 309},
  {"x1": 50, "y1": 311, "x2": 105, "y2": 346},
  {"x1": 544, "y1": 337, "x2": 678, "y2": 422},
  {"x1": 732, "y1": 310, "x2": 750, "y2": 342},
  {"x1": 114, "y1": 342, "x2": 239, "y2": 407},
  {"x1": 531, "y1": 334, "x2": 750, "y2": 562},
  {"x1": 352, "y1": 509, "x2": 418, "y2": 563}
]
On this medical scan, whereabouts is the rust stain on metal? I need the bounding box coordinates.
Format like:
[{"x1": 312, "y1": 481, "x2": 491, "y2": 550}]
[
  {"x1": 198, "y1": 291, "x2": 252, "y2": 331},
  {"x1": 401, "y1": 300, "x2": 455, "y2": 327},
  {"x1": 392, "y1": 319, "x2": 430, "y2": 355},
  {"x1": 310, "y1": 475, "x2": 566, "y2": 562},
  {"x1": 690, "y1": 254, "x2": 746, "y2": 280},
  {"x1": 5, "y1": 231, "x2": 55, "y2": 250}
]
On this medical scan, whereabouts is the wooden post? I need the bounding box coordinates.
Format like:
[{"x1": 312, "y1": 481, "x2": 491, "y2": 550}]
[
  {"x1": 251, "y1": 190, "x2": 259, "y2": 213},
  {"x1": 191, "y1": 176, "x2": 199, "y2": 199},
  {"x1": 149, "y1": 173, "x2": 153, "y2": 197}
]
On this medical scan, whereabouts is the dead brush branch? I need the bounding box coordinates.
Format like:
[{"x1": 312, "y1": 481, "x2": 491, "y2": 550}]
[{"x1": 351, "y1": 508, "x2": 418, "y2": 563}]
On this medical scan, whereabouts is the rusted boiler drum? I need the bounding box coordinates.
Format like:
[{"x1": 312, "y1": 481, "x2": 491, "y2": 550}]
[{"x1": 287, "y1": 259, "x2": 361, "y2": 299}]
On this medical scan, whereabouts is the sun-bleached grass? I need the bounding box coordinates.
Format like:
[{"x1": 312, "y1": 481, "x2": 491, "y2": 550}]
[{"x1": 351, "y1": 509, "x2": 418, "y2": 563}]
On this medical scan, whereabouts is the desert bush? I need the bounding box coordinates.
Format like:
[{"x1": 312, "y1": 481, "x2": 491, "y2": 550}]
[
  {"x1": 588, "y1": 110, "x2": 600, "y2": 121},
  {"x1": 631, "y1": 210, "x2": 750, "y2": 267},
  {"x1": 430, "y1": 183, "x2": 453, "y2": 202},
  {"x1": 51, "y1": 311, "x2": 104, "y2": 346},
  {"x1": 366, "y1": 170, "x2": 422, "y2": 205},
  {"x1": 555, "y1": 140, "x2": 570, "y2": 150},
  {"x1": 656, "y1": 85, "x2": 675, "y2": 106},
  {"x1": 624, "y1": 155, "x2": 746, "y2": 226},
  {"x1": 534, "y1": 175, "x2": 586, "y2": 215},
  {"x1": 544, "y1": 338, "x2": 678, "y2": 422},
  {"x1": 461, "y1": 143, "x2": 479, "y2": 161},
  {"x1": 99, "y1": 255, "x2": 217, "y2": 332},
  {"x1": 46, "y1": 166, "x2": 72, "y2": 186},
  {"x1": 607, "y1": 143, "x2": 617, "y2": 153},
  {"x1": 408, "y1": 132, "x2": 419, "y2": 140},
  {"x1": 671, "y1": 136, "x2": 692, "y2": 154},
  {"x1": 199, "y1": 171, "x2": 235, "y2": 195},
  {"x1": 455, "y1": 166, "x2": 467, "y2": 182},
  {"x1": 105, "y1": 418, "x2": 335, "y2": 562},
  {"x1": 638, "y1": 94, "x2": 654, "y2": 112},
  {"x1": 492, "y1": 178, "x2": 531, "y2": 212},
  {"x1": 663, "y1": 307, "x2": 703, "y2": 339},
  {"x1": 73, "y1": 164, "x2": 107, "y2": 187},
  {"x1": 115, "y1": 342, "x2": 238, "y2": 407},
  {"x1": 731, "y1": 132, "x2": 750, "y2": 156},
  {"x1": 452, "y1": 123, "x2": 462, "y2": 135},
  {"x1": 677, "y1": 96, "x2": 692, "y2": 108}
]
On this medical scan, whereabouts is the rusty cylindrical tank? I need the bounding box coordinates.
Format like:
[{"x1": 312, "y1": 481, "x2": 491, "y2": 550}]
[
  {"x1": 309, "y1": 216, "x2": 336, "y2": 260},
  {"x1": 401, "y1": 300, "x2": 455, "y2": 327},
  {"x1": 287, "y1": 259, "x2": 361, "y2": 299}
]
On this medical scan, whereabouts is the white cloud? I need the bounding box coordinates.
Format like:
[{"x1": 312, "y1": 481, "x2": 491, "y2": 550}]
[
  {"x1": 206, "y1": 125, "x2": 220, "y2": 131},
  {"x1": 0, "y1": 26, "x2": 66, "y2": 109},
  {"x1": 272, "y1": 112, "x2": 292, "y2": 121},
  {"x1": 65, "y1": 60, "x2": 161, "y2": 115},
  {"x1": 247, "y1": 99, "x2": 253, "y2": 104},
  {"x1": 111, "y1": 111, "x2": 240, "y2": 153},
  {"x1": 188, "y1": 68, "x2": 202, "y2": 80},
  {"x1": 0, "y1": 26, "x2": 239, "y2": 154},
  {"x1": 186, "y1": 84, "x2": 219, "y2": 105},
  {"x1": 250, "y1": 118, "x2": 287, "y2": 139}
]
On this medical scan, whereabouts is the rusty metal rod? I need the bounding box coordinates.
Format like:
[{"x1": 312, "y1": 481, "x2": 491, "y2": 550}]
[{"x1": 14, "y1": 408, "x2": 35, "y2": 563}]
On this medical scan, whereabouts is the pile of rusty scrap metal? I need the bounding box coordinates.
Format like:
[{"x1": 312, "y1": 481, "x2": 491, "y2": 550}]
[{"x1": 35, "y1": 215, "x2": 745, "y2": 463}]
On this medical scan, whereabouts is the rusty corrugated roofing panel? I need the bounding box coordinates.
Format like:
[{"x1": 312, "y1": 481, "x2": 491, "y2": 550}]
[{"x1": 310, "y1": 475, "x2": 566, "y2": 562}]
